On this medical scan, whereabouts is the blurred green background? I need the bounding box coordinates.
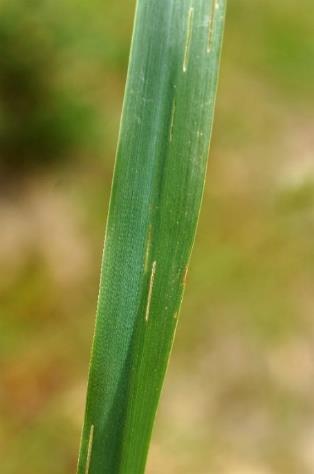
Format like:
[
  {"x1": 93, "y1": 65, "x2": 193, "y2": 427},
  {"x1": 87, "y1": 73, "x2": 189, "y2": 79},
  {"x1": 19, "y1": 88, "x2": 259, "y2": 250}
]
[{"x1": 1, "y1": 0, "x2": 314, "y2": 472}]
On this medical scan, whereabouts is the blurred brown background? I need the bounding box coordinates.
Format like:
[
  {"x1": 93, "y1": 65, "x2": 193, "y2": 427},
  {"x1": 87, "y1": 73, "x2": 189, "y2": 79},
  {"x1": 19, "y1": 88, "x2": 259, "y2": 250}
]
[{"x1": 1, "y1": 0, "x2": 314, "y2": 472}]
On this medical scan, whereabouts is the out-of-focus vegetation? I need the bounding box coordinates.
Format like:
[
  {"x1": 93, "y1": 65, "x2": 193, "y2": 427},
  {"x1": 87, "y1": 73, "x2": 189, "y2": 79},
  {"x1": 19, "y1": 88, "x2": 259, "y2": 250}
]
[{"x1": 0, "y1": 0, "x2": 314, "y2": 473}]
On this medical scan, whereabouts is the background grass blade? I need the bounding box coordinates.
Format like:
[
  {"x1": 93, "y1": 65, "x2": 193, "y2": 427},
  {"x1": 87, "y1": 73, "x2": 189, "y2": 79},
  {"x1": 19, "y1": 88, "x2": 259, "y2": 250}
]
[{"x1": 77, "y1": 0, "x2": 226, "y2": 472}]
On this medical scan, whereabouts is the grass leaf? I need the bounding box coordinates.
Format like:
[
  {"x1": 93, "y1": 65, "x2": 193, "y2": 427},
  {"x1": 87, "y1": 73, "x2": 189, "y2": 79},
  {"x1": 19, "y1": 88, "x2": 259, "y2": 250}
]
[{"x1": 77, "y1": 0, "x2": 226, "y2": 472}]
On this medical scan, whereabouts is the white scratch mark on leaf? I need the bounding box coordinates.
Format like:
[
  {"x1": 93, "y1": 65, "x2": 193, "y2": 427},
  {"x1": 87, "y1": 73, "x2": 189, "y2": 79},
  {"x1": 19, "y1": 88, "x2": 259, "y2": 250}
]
[
  {"x1": 145, "y1": 261, "x2": 156, "y2": 322},
  {"x1": 85, "y1": 424, "x2": 94, "y2": 474},
  {"x1": 183, "y1": 7, "x2": 194, "y2": 72},
  {"x1": 183, "y1": 266, "x2": 188, "y2": 287},
  {"x1": 169, "y1": 98, "x2": 176, "y2": 142},
  {"x1": 207, "y1": 0, "x2": 219, "y2": 53}
]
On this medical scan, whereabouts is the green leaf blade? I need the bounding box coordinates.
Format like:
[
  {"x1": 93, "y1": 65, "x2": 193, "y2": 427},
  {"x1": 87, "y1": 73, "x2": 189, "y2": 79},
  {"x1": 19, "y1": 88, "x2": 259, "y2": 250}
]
[{"x1": 78, "y1": 0, "x2": 226, "y2": 472}]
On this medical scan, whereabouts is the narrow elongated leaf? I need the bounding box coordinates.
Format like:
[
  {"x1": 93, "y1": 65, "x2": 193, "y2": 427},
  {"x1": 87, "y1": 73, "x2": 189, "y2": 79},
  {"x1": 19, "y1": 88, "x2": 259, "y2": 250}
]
[{"x1": 77, "y1": 0, "x2": 226, "y2": 472}]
